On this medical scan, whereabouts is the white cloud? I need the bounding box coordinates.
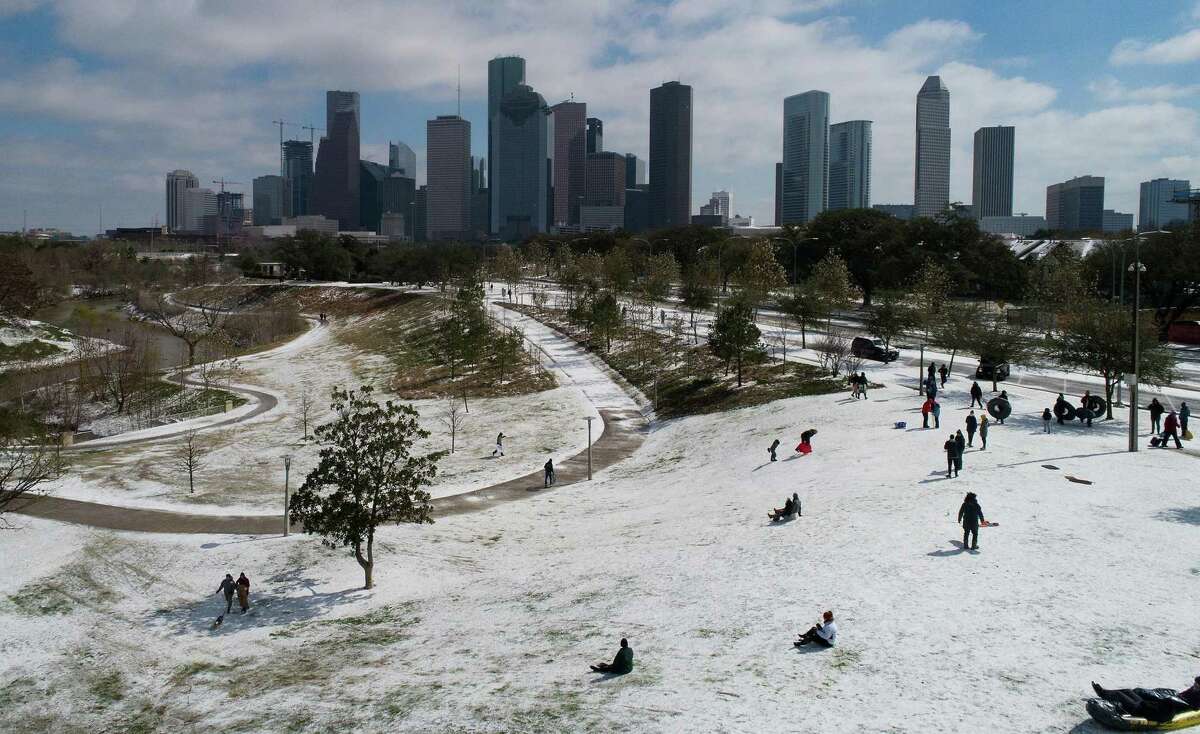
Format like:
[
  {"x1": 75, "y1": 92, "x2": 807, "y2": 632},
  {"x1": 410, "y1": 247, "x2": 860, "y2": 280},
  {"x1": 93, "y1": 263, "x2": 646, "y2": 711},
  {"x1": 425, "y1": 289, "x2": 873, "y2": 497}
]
[
  {"x1": 1110, "y1": 27, "x2": 1200, "y2": 65},
  {"x1": 1088, "y1": 76, "x2": 1200, "y2": 103}
]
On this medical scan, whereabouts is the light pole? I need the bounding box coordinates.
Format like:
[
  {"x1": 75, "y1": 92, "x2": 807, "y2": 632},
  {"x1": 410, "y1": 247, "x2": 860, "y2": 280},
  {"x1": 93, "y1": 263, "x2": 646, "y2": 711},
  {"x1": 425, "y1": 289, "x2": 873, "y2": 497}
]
[
  {"x1": 584, "y1": 416, "x2": 595, "y2": 480},
  {"x1": 1122, "y1": 231, "x2": 1165, "y2": 452},
  {"x1": 771, "y1": 236, "x2": 817, "y2": 295},
  {"x1": 283, "y1": 454, "x2": 292, "y2": 536}
]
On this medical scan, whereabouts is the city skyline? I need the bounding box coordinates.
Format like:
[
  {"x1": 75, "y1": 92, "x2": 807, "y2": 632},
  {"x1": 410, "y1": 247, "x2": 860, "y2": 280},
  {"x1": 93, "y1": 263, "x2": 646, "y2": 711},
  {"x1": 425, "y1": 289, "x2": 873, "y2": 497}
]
[{"x1": 2, "y1": 1, "x2": 1199, "y2": 234}]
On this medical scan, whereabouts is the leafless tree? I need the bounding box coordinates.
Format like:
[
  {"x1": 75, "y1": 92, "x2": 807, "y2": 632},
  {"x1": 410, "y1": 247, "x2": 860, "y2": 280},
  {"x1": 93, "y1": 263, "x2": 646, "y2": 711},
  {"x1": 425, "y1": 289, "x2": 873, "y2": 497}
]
[
  {"x1": 813, "y1": 328, "x2": 851, "y2": 377},
  {"x1": 297, "y1": 386, "x2": 315, "y2": 440},
  {"x1": 438, "y1": 396, "x2": 468, "y2": 454},
  {"x1": 0, "y1": 429, "x2": 66, "y2": 527},
  {"x1": 175, "y1": 429, "x2": 208, "y2": 494},
  {"x1": 139, "y1": 292, "x2": 227, "y2": 366},
  {"x1": 79, "y1": 326, "x2": 156, "y2": 414}
]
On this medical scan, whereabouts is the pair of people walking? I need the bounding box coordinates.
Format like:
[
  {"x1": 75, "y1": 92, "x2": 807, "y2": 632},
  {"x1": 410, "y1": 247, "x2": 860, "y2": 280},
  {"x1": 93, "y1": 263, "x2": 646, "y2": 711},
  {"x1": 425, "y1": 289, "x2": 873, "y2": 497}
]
[
  {"x1": 922, "y1": 398, "x2": 941, "y2": 429},
  {"x1": 849, "y1": 372, "x2": 869, "y2": 399},
  {"x1": 943, "y1": 430, "x2": 966, "y2": 478},
  {"x1": 215, "y1": 572, "x2": 251, "y2": 618},
  {"x1": 964, "y1": 410, "x2": 988, "y2": 448}
]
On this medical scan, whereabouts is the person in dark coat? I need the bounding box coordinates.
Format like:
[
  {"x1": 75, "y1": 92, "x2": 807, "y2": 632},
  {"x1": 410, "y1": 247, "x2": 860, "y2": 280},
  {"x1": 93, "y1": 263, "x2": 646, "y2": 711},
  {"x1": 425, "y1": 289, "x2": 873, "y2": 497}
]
[
  {"x1": 979, "y1": 415, "x2": 989, "y2": 450},
  {"x1": 932, "y1": 400, "x2": 941, "y2": 429},
  {"x1": 1181, "y1": 402, "x2": 1191, "y2": 435},
  {"x1": 236, "y1": 572, "x2": 251, "y2": 613},
  {"x1": 1148, "y1": 398, "x2": 1165, "y2": 435},
  {"x1": 1054, "y1": 393, "x2": 1068, "y2": 425},
  {"x1": 938, "y1": 364, "x2": 948, "y2": 387},
  {"x1": 926, "y1": 377, "x2": 938, "y2": 402},
  {"x1": 768, "y1": 439, "x2": 780, "y2": 462},
  {"x1": 493, "y1": 432, "x2": 506, "y2": 456},
  {"x1": 859, "y1": 372, "x2": 869, "y2": 399},
  {"x1": 215, "y1": 573, "x2": 236, "y2": 615},
  {"x1": 996, "y1": 390, "x2": 1009, "y2": 424},
  {"x1": 954, "y1": 430, "x2": 966, "y2": 474},
  {"x1": 969, "y1": 381, "x2": 984, "y2": 409},
  {"x1": 957, "y1": 492, "x2": 984, "y2": 550},
  {"x1": 796, "y1": 429, "x2": 817, "y2": 455},
  {"x1": 1080, "y1": 391, "x2": 1093, "y2": 428},
  {"x1": 944, "y1": 435, "x2": 958, "y2": 478},
  {"x1": 769, "y1": 493, "x2": 801, "y2": 521},
  {"x1": 1091, "y1": 678, "x2": 1200, "y2": 723},
  {"x1": 591, "y1": 638, "x2": 633, "y2": 674},
  {"x1": 965, "y1": 411, "x2": 978, "y2": 446},
  {"x1": 927, "y1": 362, "x2": 936, "y2": 385},
  {"x1": 1161, "y1": 411, "x2": 1183, "y2": 449},
  {"x1": 1042, "y1": 408, "x2": 1052, "y2": 433},
  {"x1": 544, "y1": 459, "x2": 555, "y2": 487}
]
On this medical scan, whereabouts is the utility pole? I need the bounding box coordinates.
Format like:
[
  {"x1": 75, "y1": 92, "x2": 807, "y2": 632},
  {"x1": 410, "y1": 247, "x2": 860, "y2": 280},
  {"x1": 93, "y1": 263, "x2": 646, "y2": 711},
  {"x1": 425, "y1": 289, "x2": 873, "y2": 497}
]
[
  {"x1": 283, "y1": 455, "x2": 292, "y2": 536},
  {"x1": 584, "y1": 416, "x2": 595, "y2": 480}
]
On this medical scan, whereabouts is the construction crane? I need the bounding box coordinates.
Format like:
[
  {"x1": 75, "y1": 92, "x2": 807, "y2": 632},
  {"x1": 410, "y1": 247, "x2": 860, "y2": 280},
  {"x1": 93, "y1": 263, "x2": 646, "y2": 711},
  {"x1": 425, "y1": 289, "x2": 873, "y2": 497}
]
[
  {"x1": 272, "y1": 119, "x2": 299, "y2": 176},
  {"x1": 212, "y1": 178, "x2": 243, "y2": 192},
  {"x1": 301, "y1": 123, "x2": 325, "y2": 148}
]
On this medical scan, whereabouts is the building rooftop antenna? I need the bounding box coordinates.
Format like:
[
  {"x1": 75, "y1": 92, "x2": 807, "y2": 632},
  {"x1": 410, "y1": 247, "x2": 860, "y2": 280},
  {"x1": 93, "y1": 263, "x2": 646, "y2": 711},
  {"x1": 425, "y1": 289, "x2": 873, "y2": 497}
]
[{"x1": 457, "y1": 65, "x2": 462, "y2": 116}]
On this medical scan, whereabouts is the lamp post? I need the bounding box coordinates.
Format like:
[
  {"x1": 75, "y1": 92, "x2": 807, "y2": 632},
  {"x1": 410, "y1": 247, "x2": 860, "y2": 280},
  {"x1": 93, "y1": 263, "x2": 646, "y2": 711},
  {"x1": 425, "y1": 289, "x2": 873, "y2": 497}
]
[
  {"x1": 283, "y1": 454, "x2": 292, "y2": 536},
  {"x1": 1127, "y1": 254, "x2": 1145, "y2": 453},
  {"x1": 771, "y1": 236, "x2": 817, "y2": 295},
  {"x1": 584, "y1": 416, "x2": 595, "y2": 480}
]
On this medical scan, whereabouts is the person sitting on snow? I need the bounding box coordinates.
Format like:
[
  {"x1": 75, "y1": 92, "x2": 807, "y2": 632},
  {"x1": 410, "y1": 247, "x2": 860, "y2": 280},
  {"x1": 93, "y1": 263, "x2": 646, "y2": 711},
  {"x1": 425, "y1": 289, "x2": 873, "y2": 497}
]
[
  {"x1": 590, "y1": 638, "x2": 634, "y2": 674},
  {"x1": 768, "y1": 493, "x2": 801, "y2": 521},
  {"x1": 1092, "y1": 677, "x2": 1200, "y2": 723},
  {"x1": 796, "y1": 429, "x2": 817, "y2": 455},
  {"x1": 794, "y1": 610, "x2": 838, "y2": 648}
]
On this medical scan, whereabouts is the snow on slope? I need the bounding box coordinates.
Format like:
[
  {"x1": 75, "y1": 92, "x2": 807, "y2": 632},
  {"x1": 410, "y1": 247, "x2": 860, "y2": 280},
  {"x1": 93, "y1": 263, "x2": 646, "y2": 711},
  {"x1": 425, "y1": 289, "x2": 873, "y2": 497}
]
[{"x1": 2, "y1": 360, "x2": 1196, "y2": 732}]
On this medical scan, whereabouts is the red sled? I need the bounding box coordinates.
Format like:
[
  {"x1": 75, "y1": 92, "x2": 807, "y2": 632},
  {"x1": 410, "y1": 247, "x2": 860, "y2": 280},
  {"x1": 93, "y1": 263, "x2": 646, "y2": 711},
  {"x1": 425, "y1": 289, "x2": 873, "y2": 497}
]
[
  {"x1": 980, "y1": 520, "x2": 999, "y2": 527},
  {"x1": 795, "y1": 442, "x2": 812, "y2": 455}
]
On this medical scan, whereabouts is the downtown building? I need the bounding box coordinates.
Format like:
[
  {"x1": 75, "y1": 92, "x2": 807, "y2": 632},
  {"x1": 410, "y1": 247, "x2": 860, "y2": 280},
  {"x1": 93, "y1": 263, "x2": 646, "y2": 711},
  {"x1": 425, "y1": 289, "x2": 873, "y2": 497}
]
[
  {"x1": 494, "y1": 83, "x2": 550, "y2": 239},
  {"x1": 313, "y1": 90, "x2": 361, "y2": 230},
  {"x1": 972, "y1": 126, "x2": 1015, "y2": 220},
  {"x1": 781, "y1": 90, "x2": 829, "y2": 224},
  {"x1": 181, "y1": 188, "x2": 217, "y2": 234},
  {"x1": 1139, "y1": 178, "x2": 1191, "y2": 231},
  {"x1": 625, "y1": 154, "x2": 646, "y2": 187},
  {"x1": 586, "y1": 117, "x2": 603, "y2": 154},
  {"x1": 648, "y1": 81, "x2": 693, "y2": 230},
  {"x1": 360, "y1": 161, "x2": 415, "y2": 238},
  {"x1": 550, "y1": 101, "x2": 587, "y2": 229},
  {"x1": 166, "y1": 170, "x2": 198, "y2": 233},
  {"x1": 426, "y1": 115, "x2": 472, "y2": 240},
  {"x1": 828, "y1": 120, "x2": 871, "y2": 211},
  {"x1": 582, "y1": 151, "x2": 626, "y2": 231},
  {"x1": 283, "y1": 140, "x2": 313, "y2": 217},
  {"x1": 1046, "y1": 175, "x2": 1104, "y2": 232},
  {"x1": 914, "y1": 75, "x2": 951, "y2": 219},
  {"x1": 488, "y1": 56, "x2": 527, "y2": 234},
  {"x1": 389, "y1": 141, "x2": 417, "y2": 178},
  {"x1": 252, "y1": 175, "x2": 288, "y2": 225}
]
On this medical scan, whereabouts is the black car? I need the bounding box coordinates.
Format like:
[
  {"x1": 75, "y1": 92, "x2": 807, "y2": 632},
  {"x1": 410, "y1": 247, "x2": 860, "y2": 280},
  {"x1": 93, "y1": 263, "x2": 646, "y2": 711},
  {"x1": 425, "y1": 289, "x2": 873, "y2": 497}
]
[
  {"x1": 976, "y1": 360, "x2": 1010, "y2": 380},
  {"x1": 851, "y1": 336, "x2": 899, "y2": 363}
]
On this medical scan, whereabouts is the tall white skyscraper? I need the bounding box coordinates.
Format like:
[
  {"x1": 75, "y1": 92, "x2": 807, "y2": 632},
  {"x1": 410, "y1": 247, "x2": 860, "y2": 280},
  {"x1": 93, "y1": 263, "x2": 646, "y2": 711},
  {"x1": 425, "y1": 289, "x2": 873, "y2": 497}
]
[
  {"x1": 972, "y1": 126, "x2": 1015, "y2": 220},
  {"x1": 914, "y1": 76, "x2": 950, "y2": 219},
  {"x1": 829, "y1": 120, "x2": 871, "y2": 211},
  {"x1": 781, "y1": 90, "x2": 830, "y2": 224},
  {"x1": 1139, "y1": 178, "x2": 1191, "y2": 231},
  {"x1": 166, "y1": 169, "x2": 198, "y2": 233}
]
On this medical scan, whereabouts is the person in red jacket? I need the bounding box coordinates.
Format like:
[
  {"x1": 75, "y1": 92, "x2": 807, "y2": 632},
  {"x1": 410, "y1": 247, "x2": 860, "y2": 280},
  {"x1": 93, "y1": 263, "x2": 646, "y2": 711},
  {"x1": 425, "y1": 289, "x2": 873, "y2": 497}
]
[
  {"x1": 921, "y1": 398, "x2": 933, "y2": 428},
  {"x1": 1161, "y1": 411, "x2": 1183, "y2": 449}
]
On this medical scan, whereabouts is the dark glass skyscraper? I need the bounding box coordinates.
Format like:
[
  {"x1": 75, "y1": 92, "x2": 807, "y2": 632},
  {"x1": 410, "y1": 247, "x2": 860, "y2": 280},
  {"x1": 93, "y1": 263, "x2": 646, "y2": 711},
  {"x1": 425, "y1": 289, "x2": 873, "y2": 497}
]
[
  {"x1": 649, "y1": 81, "x2": 692, "y2": 230},
  {"x1": 971, "y1": 126, "x2": 1014, "y2": 219},
  {"x1": 915, "y1": 76, "x2": 950, "y2": 219},
  {"x1": 495, "y1": 84, "x2": 550, "y2": 239},
  {"x1": 283, "y1": 140, "x2": 313, "y2": 217},
  {"x1": 488, "y1": 56, "x2": 526, "y2": 234},
  {"x1": 586, "y1": 117, "x2": 603, "y2": 155},
  {"x1": 829, "y1": 120, "x2": 871, "y2": 211},
  {"x1": 313, "y1": 90, "x2": 361, "y2": 230},
  {"x1": 551, "y1": 101, "x2": 586, "y2": 228},
  {"x1": 781, "y1": 90, "x2": 829, "y2": 224},
  {"x1": 426, "y1": 115, "x2": 472, "y2": 240}
]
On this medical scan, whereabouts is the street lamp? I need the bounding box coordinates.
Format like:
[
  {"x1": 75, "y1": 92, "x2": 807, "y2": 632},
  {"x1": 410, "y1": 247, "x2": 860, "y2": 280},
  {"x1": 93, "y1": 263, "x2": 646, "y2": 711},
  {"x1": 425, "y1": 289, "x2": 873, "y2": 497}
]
[
  {"x1": 283, "y1": 454, "x2": 292, "y2": 536},
  {"x1": 1122, "y1": 231, "x2": 1166, "y2": 452},
  {"x1": 771, "y1": 236, "x2": 817, "y2": 294}
]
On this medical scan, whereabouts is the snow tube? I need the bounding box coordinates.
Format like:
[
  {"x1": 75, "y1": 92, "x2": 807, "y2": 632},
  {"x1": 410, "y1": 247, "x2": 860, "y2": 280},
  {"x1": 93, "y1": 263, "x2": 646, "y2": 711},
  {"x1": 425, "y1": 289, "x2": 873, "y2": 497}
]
[
  {"x1": 1086, "y1": 395, "x2": 1108, "y2": 417},
  {"x1": 894, "y1": 421, "x2": 907, "y2": 429},
  {"x1": 1054, "y1": 402, "x2": 1077, "y2": 421},
  {"x1": 986, "y1": 397, "x2": 1011, "y2": 421},
  {"x1": 1086, "y1": 698, "x2": 1200, "y2": 730},
  {"x1": 1078, "y1": 407, "x2": 1097, "y2": 422}
]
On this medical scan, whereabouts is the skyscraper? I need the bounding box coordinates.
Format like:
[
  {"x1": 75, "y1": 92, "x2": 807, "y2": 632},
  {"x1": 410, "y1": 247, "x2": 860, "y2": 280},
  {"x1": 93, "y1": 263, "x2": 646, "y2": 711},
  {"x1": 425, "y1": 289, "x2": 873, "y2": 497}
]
[
  {"x1": 413, "y1": 185, "x2": 428, "y2": 242},
  {"x1": 774, "y1": 162, "x2": 782, "y2": 226},
  {"x1": 1139, "y1": 178, "x2": 1191, "y2": 231},
  {"x1": 781, "y1": 90, "x2": 829, "y2": 224},
  {"x1": 585, "y1": 152, "x2": 626, "y2": 206},
  {"x1": 312, "y1": 90, "x2": 361, "y2": 230},
  {"x1": 495, "y1": 83, "x2": 550, "y2": 239},
  {"x1": 389, "y1": 141, "x2": 417, "y2": 178},
  {"x1": 360, "y1": 161, "x2": 415, "y2": 238},
  {"x1": 283, "y1": 140, "x2": 313, "y2": 217},
  {"x1": 828, "y1": 120, "x2": 871, "y2": 211},
  {"x1": 971, "y1": 126, "x2": 1014, "y2": 219},
  {"x1": 181, "y1": 187, "x2": 217, "y2": 234},
  {"x1": 488, "y1": 56, "x2": 526, "y2": 233},
  {"x1": 586, "y1": 117, "x2": 603, "y2": 155},
  {"x1": 624, "y1": 154, "x2": 646, "y2": 187},
  {"x1": 550, "y1": 101, "x2": 587, "y2": 228},
  {"x1": 914, "y1": 75, "x2": 950, "y2": 219},
  {"x1": 1046, "y1": 175, "x2": 1104, "y2": 231},
  {"x1": 649, "y1": 81, "x2": 692, "y2": 230},
  {"x1": 166, "y1": 170, "x2": 198, "y2": 233},
  {"x1": 252, "y1": 175, "x2": 287, "y2": 225},
  {"x1": 426, "y1": 115, "x2": 472, "y2": 240}
]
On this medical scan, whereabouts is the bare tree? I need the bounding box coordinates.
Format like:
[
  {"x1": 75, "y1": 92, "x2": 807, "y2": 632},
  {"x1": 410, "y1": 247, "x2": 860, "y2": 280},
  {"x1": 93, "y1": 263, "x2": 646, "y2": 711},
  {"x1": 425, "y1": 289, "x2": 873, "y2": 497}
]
[
  {"x1": 79, "y1": 326, "x2": 156, "y2": 414},
  {"x1": 297, "y1": 386, "x2": 315, "y2": 440},
  {"x1": 139, "y1": 292, "x2": 227, "y2": 366},
  {"x1": 813, "y1": 328, "x2": 851, "y2": 377},
  {"x1": 175, "y1": 430, "x2": 208, "y2": 494},
  {"x1": 0, "y1": 429, "x2": 66, "y2": 527},
  {"x1": 438, "y1": 396, "x2": 468, "y2": 454}
]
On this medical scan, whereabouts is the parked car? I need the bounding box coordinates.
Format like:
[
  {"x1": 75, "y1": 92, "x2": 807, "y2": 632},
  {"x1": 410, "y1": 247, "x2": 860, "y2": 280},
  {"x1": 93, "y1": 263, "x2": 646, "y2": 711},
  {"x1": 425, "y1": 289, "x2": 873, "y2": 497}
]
[
  {"x1": 976, "y1": 360, "x2": 1010, "y2": 380},
  {"x1": 851, "y1": 336, "x2": 899, "y2": 363}
]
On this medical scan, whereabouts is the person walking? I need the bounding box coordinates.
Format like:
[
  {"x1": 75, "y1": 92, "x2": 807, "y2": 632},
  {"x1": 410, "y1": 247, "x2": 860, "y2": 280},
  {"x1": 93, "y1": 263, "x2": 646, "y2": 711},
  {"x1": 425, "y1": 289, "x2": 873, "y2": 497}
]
[
  {"x1": 965, "y1": 411, "x2": 978, "y2": 447},
  {"x1": 1054, "y1": 393, "x2": 1068, "y2": 425},
  {"x1": 932, "y1": 400, "x2": 941, "y2": 429},
  {"x1": 1042, "y1": 408, "x2": 1052, "y2": 433},
  {"x1": 768, "y1": 439, "x2": 780, "y2": 462},
  {"x1": 926, "y1": 377, "x2": 938, "y2": 402},
  {"x1": 921, "y1": 398, "x2": 933, "y2": 429},
  {"x1": 996, "y1": 390, "x2": 1010, "y2": 425},
  {"x1": 235, "y1": 572, "x2": 251, "y2": 613},
  {"x1": 957, "y1": 492, "x2": 984, "y2": 550},
  {"x1": 1080, "y1": 391, "x2": 1093, "y2": 428},
  {"x1": 858, "y1": 372, "x2": 869, "y2": 399},
  {"x1": 492, "y1": 432, "x2": 506, "y2": 457},
  {"x1": 944, "y1": 434, "x2": 958, "y2": 478},
  {"x1": 927, "y1": 362, "x2": 936, "y2": 386},
  {"x1": 979, "y1": 415, "x2": 989, "y2": 450},
  {"x1": 1180, "y1": 402, "x2": 1191, "y2": 436},
  {"x1": 1148, "y1": 398, "x2": 1165, "y2": 435},
  {"x1": 954, "y1": 430, "x2": 966, "y2": 475},
  {"x1": 215, "y1": 573, "x2": 236, "y2": 616},
  {"x1": 938, "y1": 364, "x2": 948, "y2": 388},
  {"x1": 849, "y1": 373, "x2": 860, "y2": 399},
  {"x1": 1161, "y1": 411, "x2": 1183, "y2": 449},
  {"x1": 969, "y1": 381, "x2": 984, "y2": 409},
  {"x1": 544, "y1": 458, "x2": 556, "y2": 487}
]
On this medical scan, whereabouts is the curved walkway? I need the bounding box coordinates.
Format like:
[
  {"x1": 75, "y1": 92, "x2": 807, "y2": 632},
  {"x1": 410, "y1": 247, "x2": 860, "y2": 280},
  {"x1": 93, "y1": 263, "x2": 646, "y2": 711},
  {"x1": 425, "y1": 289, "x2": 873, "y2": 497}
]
[{"x1": 10, "y1": 305, "x2": 646, "y2": 534}]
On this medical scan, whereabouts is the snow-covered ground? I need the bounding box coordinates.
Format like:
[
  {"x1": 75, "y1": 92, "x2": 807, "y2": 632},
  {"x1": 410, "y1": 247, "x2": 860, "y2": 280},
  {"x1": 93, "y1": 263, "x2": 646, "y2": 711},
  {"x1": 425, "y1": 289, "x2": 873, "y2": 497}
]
[
  {"x1": 0, "y1": 316, "x2": 111, "y2": 369},
  {"x1": 3, "y1": 354, "x2": 1197, "y2": 732}
]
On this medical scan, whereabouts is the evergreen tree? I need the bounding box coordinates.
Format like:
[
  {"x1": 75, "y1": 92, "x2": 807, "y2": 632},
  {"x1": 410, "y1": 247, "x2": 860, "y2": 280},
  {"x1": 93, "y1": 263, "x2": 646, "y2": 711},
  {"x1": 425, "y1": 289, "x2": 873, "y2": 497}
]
[{"x1": 708, "y1": 298, "x2": 763, "y2": 387}]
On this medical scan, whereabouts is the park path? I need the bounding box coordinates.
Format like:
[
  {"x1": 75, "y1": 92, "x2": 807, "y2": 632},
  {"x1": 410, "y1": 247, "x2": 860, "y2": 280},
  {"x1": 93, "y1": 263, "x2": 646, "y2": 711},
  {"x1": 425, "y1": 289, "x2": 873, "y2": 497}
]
[{"x1": 10, "y1": 304, "x2": 647, "y2": 534}]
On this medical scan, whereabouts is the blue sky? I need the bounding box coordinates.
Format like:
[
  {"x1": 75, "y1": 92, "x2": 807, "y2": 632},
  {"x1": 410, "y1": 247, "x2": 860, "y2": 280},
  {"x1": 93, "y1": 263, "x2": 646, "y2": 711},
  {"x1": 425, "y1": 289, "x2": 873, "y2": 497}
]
[{"x1": 1, "y1": 0, "x2": 1198, "y2": 235}]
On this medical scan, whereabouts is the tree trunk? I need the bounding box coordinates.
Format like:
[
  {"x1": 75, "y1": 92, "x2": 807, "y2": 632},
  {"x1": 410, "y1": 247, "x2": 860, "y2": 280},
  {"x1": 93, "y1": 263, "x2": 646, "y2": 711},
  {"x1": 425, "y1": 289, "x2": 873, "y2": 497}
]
[
  {"x1": 186, "y1": 340, "x2": 198, "y2": 366},
  {"x1": 992, "y1": 376, "x2": 998, "y2": 392},
  {"x1": 736, "y1": 352, "x2": 743, "y2": 387},
  {"x1": 948, "y1": 348, "x2": 957, "y2": 373},
  {"x1": 1103, "y1": 371, "x2": 1115, "y2": 420},
  {"x1": 800, "y1": 320, "x2": 807, "y2": 350},
  {"x1": 355, "y1": 536, "x2": 374, "y2": 589}
]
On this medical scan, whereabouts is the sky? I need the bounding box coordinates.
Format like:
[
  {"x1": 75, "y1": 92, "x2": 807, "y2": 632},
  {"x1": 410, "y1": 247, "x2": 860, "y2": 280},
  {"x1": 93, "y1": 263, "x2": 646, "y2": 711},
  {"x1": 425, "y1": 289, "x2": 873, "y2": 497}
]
[{"x1": 1, "y1": 0, "x2": 1199, "y2": 236}]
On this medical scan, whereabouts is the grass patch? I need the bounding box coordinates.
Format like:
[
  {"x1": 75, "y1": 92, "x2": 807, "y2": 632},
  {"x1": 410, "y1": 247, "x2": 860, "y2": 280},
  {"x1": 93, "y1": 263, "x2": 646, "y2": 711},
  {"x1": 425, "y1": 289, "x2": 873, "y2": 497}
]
[
  {"x1": 507, "y1": 303, "x2": 844, "y2": 418},
  {"x1": 0, "y1": 339, "x2": 63, "y2": 363},
  {"x1": 87, "y1": 671, "x2": 125, "y2": 703}
]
